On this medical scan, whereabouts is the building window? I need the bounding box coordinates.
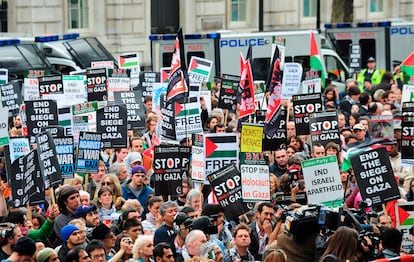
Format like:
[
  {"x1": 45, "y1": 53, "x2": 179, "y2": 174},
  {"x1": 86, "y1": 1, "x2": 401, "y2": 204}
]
[
  {"x1": 68, "y1": 0, "x2": 89, "y2": 29},
  {"x1": 303, "y1": 0, "x2": 317, "y2": 17},
  {"x1": 370, "y1": 0, "x2": 383, "y2": 12},
  {"x1": 231, "y1": 0, "x2": 246, "y2": 22}
]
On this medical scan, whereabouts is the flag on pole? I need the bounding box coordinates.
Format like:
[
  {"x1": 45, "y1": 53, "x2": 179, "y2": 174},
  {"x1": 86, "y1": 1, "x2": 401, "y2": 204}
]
[
  {"x1": 167, "y1": 28, "x2": 189, "y2": 102},
  {"x1": 240, "y1": 45, "x2": 252, "y2": 75},
  {"x1": 264, "y1": 46, "x2": 283, "y2": 136},
  {"x1": 238, "y1": 55, "x2": 255, "y2": 118},
  {"x1": 401, "y1": 51, "x2": 414, "y2": 78},
  {"x1": 310, "y1": 31, "x2": 325, "y2": 88}
]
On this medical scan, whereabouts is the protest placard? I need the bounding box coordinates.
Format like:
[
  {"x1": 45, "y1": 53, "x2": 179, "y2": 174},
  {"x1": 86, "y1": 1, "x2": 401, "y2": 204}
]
[
  {"x1": 191, "y1": 134, "x2": 204, "y2": 182},
  {"x1": 309, "y1": 111, "x2": 341, "y2": 148},
  {"x1": 204, "y1": 133, "x2": 239, "y2": 177},
  {"x1": 402, "y1": 102, "x2": 414, "y2": 116},
  {"x1": 174, "y1": 97, "x2": 203, "y2": 141},
  {"x1": 301, "y1": 70, "x2": 322, "y2": 94},
  {"x1": 58, "y1": 107, "x2": 73, "y2": 137},
  {"x1": 96, "y1": 104, "x2": 128, "y2": 148},
  {"x1": 262, "y1": 109, "x2": 286, "y2": 151},
  {"x1": 62, "y1": 75, "x2": 87, "y2": 106},
  {"x1": 76, "y1": 132, "x2": 102, "y2": 173},
  {"x1": 0, "y1": 107, "x2": 8, "y2": 146},
  {"x1": 91, "y1": 61, "x2": 114, "y2": 69},
  {"x1": 395, "y1": 202, "x2": 414, "y2": 253},
  {"x1": 0, "y1": 68, "x2": 7, "y2": 85},
  {"x1": 9, "y1": 149, "x2": 41, "y2": 207},
  {"x1": 153, "y1": 145, "x2": 191, "y2": 196},
  {"x1": 370, "y1": 115, "x2": 394, "y2": 140},
  {"x1": 23, "y1": 70, "x2": 48, "y2": 101},
  {"x1": 114, "y1": 90, "x2": 146, "y2": 130},
  {"x1": 0, "y1": 82, "x2": 22, "y2": 116},
  {"x1": 25, "y1": 100, "x2": 58, "y2": 144},
  {"x1": 188, "y1": 57, "x2": 213, "y2": 84},
  {"x1": 8, "y1": 137, "x2": 30, "y2": 163},
  {"x1": 36, "y1": 131, "x2": 61, "y2": 189},
  {"x1": 218, "y1": 79, "x2": 238, "y2": 111},
  {"x1": 87, "y1": 68, "x2": 107, "y2": 101},
  {"x1": 161, "y1": 99, "x2": 176, "y2": 140},
  {"x1": 107, "y1": 68, "x2": 131, "y2": 101},
  {"x1": 292, "y1": 93, "x2": 323, "y2": 136},
  {"x1": 281, "y1": 62, "x2": 303, "y2": 99},
  {"x1": 139, "y1": 72, "x2": 160, "y2": 98},
  {"x1": 402, "y1": 84, "x2": 414, "y2": 103},
  {"x1": 240, "y1": 152, "x2": 270, "y2": 202},
  {"x1": 301, "y1": 155, "x2": 343, "y2": 207},
  {"x1": 207, "y1": 164, "x2": 250, "y2": 221},
  {"x1": 240, "y1": 123, "x2": 263, "y2": 153},
  {"x1": 401, "y1": 115, "x2": 414, "y2": 165},
  {"x1": 351, "y1": 147, "x2": 400, "y2": 206},
  {"x1": 119, "y1": 52, "x2": 140, "y2": 87},
  {"x1": 53, "y1": 136, "x2": 75, "y2": 179}
]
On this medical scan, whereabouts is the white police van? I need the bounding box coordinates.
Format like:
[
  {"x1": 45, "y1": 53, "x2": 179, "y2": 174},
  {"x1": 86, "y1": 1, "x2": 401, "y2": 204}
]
[
  {"x1": 150, "y1": 30, "x2": 350, "y2": 89},
  {"x1": 325, "y1": 21, "x2": 414, "y2": 72}
]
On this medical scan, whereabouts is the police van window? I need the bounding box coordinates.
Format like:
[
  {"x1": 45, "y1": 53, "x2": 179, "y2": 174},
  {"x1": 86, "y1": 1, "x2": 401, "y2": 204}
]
[
  {"x1": 186, "y1": 52, "x2": 205, "y2": 64},
  {"x1": 359, "y1": 39, "x2": 376, "y2": 67},
  {"x1": 335, "y1": 40, "x2": 352, "y2": 66},
  {"x1": 162, "y1": 53, "x2": 173, "y2": 67},
  {"x1": 325, "y1": 55, "x2": 346, "y2": 82},
  {"x1": 252, "y1": 58, "x2": 270, "y2": 81}
]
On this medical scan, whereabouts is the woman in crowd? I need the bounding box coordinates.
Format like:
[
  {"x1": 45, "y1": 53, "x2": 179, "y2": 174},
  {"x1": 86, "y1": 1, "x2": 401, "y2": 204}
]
[
  {"x1": 348, "y1": 112, "x2": 360, "y2": 128},
  {"x1": 133, "y1": 235, "x2": 154, "y2": 262},
  {"x1": 320, "y1": 226, "x2": 358, "y2": 262},
  {"x1": 142, "y1": 196, "x2": 163, "y2": 235},
  {"x1": 325, "y1": 142, "x2": 341, "y2": 163},
  {"x1": 97, "y1": 174, "x2": 123, "y2": 210},
  {"x1": 263, "y1": 248, "x2": 288, "y2": 262},
  {"x1": 323, "y1": 86, "x2": 339, "y2": 109},
  {"x1": 269, "y1": 173, "x2": 281, "y2": 205},
  {"x1": 96, "y1": 187, "x2": 120, "y2": 223},
  {"x1": 405, "y1": 178, "x2": 414, "y2": 201}
]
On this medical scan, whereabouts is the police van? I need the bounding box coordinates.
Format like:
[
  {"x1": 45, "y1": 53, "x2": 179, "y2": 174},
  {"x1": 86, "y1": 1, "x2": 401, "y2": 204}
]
[
  {"x1": 324, "y1": 21, "x2": 414, "y2": 72},
  {"x1": 0, "y1": 38, "x2": 58, "y2": 81},
  {"x1": 149, "y1": 30, "x2": 350, "y2": 89},
  {"x1": 1, "y1": 33, "x2": 118, "y2": 73}
]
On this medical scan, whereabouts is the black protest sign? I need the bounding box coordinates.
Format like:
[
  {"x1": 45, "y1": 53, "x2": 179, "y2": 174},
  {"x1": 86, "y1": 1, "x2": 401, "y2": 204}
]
[
  {"x1": 25, "y1": 100, "x2": 58, "y2": 144},
  {"x1": 161, "y1": 98, "x2": 176, "y2": 140},
  {"x1": 153, "y1": 145, "x2": 191, "y2": 196},
  {"x1": 76, "y1": 132, "x2": 102, "y2": 173},
  {"x1": 262, "y1": 109, "x2": 286, "y2": 151},
  {"x1": 96, "y1": 104, "x2": 128, "y2": 148},
  {"x1": 350, "y1": 147, "x2": 400, "y2": 206},
  {"x1": 87, "y1": 68, "x2": 107, "y2": 101},
  {"x1": 292, "y1": 93, "x2": 323, "y2": 136},
  {"x1": 218, "y1": 79, "x2": 238, "y2": 111},
  {"x1": 0, "y1": 82, "x2": 22, "y2": 116},
  {"x1": 138, "y1": 72, "x2": 160, "y2": 98},
  {"x1": 53, "y1": 136, "x2": 75, "y2": 179},
  {"x1": 207, "y1": 164, "x2": 250, "y2": 221},
  {"x1": 36, "y1": 131, "x2": 61, "y2": 189},
  {"x1": 114, "y1": 90, "x2": 146, "y2": 130},
  {"x1": 41, "y1": 125, "x2": 66, "y2": 138},
  {"x1": 9, "y1": 149, "x2": 42, "y2": 207},
  {"x1": 38, "y1": 75, "x2": 64, "y2": 97},
  {"x1": 309, "y1": 111, "x2": 341, "y2": 148},
  {"x1": 402, "y1": 102, "x2": 414, "y2": 116},
  {"x1": 401, "y1": 115, "x2": 414, "y2": 165}
]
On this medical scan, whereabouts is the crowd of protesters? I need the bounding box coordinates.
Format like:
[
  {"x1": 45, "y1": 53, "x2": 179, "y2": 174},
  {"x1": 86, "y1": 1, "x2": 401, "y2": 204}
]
[{"x1": 0, "y1": 57, "x2": 413, "y2": 262}]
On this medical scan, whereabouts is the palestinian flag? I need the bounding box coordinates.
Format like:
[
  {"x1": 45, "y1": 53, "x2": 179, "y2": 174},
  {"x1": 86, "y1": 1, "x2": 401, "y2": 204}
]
[
  {"x1": 119, "y1": 53, "x2": 139, "y2": 68},
  {"x1": 166, "y1": 28, "x2": 189, "y2": 102},
  {"x1": 58, "y1": 106, "x2": 72, "y2": 135},
  {"x1": 310, "y1": 31, "x2": 325, "y2": 88},
  {"x1": 205, "y1": 135, "x2": 238, "y2": 158},
  {"x1": 264, "y1": 45, "x2": 282, "y2": 136},
  {"x1": 238, "y1": 56, "x2": 255, "y2": 118},
  {"x1": 175, "y1": 101, "x2": 199, "y2": 117},
  {"x1": 188, "y1": 57, "x2": 212, "y2": 77},
  {"x1": 401, "y1": 51, "x2": 414, "y2": 82}
]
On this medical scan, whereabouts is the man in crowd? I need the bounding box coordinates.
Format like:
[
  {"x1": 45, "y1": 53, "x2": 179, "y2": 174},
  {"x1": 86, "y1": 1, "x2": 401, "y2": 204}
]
[
  {"x1": 74, "y1": 205, "x2": 100, "y2": 235},
  {"x1": 154, "y1": 201, "x2": 179, "y2": 256},
  {"x1": 357, "y1": 57, "x2": 382, "y2": 93},
  {"x1": 122, "y1": 165, "x2": 154, "y2": 208},
  {"x1": 353, "y1": 123, "x2": 368, "y2": 143},
  {"x1": 153, "y1": 242, "x2": 175, "y2": 262},
  {"x1": 270, "y1": 148, "x2": 288, "y2": 177},
  {"x1": 58, "y1": 224, "x2": 83, "y2": 262},
  {"x1": 0, "y1": 224, "x2": 22, "y2": 260},
  {"x1": 2, "y1": 237, "x2": 36, "y2": 262},
  {"x1": 55, "y1": 185, "x2": 81, "y2": 246},
  {"x1": 311, "y1": 143, "x2": 326, "y2": 159},
  {"x1": 86, "y1": 240, "x2": 107, "y2": 262},
  {"x1": 91, "y1": 224, "x2": 116, "y2": 260},
  {"x1": 176, "y1": 229, "x2": 207, "y2": 261},
  {"x1": 224, "y1": 223, "x2": 255, "y2": 262}
]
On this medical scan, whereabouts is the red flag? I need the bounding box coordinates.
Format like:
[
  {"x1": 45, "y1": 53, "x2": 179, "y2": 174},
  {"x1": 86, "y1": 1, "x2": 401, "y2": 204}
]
[
  {"x1": 167, "y1": 28, "x2": 189, "y2": 102},
  {"x1": 264, "y1": 46, "x2": 282, "y2": 136},
  {"x1": 238, "y1": 55, "x2": 255, "y2": 118}
]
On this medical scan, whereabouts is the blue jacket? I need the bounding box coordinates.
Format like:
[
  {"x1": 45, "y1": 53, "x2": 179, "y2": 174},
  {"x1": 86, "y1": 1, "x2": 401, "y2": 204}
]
[{"x1": 121, "y1": 182, "x2": 154, "y2": 208}]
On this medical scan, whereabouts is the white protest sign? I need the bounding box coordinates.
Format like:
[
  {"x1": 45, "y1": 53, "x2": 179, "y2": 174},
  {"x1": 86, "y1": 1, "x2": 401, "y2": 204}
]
[
  {"x1": 188, "y1": 57, "x2": 213, "y2": 84},
  {"x1": 200, "y1": 90, "x2": 212, "y2": 114},
  {"x1": 0, "y1": 107, "x2": 8, "y2": 146},
  {"x1": 402, "y1": 84, "x2": 414, "y2": 103},
  {"x1": 301, "y1": 155, "x2": 343, "y2": 207},
  {"x1": 302, "y1": 78, "x2": 321, "y2": 94},
  {"x1": 91, "y1": 61, "x2": 114, "y2": 69},
  {"x1": 281, "y1": 62, "x2": 303, "y2": 99},
  {"x1": 395, "y1": 202, "x2": 414, "y2": 253},
  {"x1": 240, "y1": 164, "x2": 270, "y2": 202},
  {"x1": 62, "y1": 75, "x2": 87, "y2": 106},
  {"x1": 23, "y1": 78, "x2": 40, "y2": 101},
  {"x1": 191, "y1": 134, "x2": 204, "y2": 182}
]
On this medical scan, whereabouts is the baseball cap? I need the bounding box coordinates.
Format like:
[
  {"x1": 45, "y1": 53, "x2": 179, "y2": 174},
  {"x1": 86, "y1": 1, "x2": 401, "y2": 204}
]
[
  {"x1": 131, "y1": 165, "x2": 146, "y2": 175},
  {"x1": 353, "y1": 123, "x2": 365, "y2": 131},
  {"x1": 74, "y1": 205, "x2": 97, "y2": 218}
]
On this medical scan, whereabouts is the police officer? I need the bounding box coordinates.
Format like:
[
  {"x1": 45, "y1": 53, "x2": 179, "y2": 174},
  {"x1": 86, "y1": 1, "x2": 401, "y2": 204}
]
[{"x1": 357, "y1": 57, "x2": 382, "y2": 93}]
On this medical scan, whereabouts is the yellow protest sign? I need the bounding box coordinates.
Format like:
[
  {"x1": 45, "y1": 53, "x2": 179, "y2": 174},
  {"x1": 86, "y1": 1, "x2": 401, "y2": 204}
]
[{"x1": 240, "y1": 124, "x2": 263, "y2": 153}]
